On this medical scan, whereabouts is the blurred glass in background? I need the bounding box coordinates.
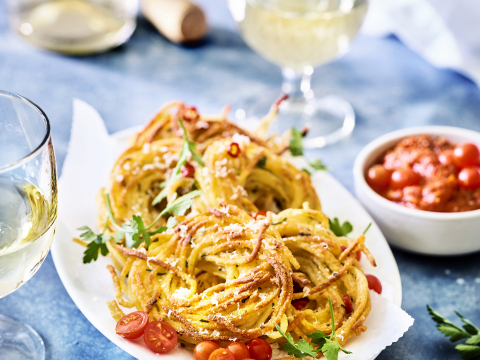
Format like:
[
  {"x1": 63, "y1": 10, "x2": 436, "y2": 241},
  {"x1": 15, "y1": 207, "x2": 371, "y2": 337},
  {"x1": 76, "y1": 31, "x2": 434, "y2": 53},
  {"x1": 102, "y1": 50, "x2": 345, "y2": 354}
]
[{"x1": 7, "y1": 0, "x2": 139, "y2": 55}]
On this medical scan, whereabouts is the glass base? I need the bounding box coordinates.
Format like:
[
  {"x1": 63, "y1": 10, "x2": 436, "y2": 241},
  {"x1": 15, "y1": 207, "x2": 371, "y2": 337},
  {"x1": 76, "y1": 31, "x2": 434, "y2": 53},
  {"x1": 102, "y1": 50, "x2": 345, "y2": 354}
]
[
  {"x1": 0, "y1": 315, "x2": 45, "y2": 360},
  {"x1": 234, "y1": 88, "x2": 355, "y2": 148}
]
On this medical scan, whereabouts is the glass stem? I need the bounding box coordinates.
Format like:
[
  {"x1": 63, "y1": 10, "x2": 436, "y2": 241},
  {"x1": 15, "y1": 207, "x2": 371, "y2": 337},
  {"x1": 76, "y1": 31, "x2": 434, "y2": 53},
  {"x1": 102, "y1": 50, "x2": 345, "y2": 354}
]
[{"x1": 281, "y1": 67, "x2": 313, "y2": 103}]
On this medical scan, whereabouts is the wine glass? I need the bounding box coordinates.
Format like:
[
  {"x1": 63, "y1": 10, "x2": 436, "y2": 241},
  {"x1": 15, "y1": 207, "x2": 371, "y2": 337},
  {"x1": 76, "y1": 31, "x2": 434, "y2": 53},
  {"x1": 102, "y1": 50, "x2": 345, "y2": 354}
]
[
  {"x1": 0, "y1": 90, "x2": 57, "y2": 360},
  {"x1": 229, "y1": 0, "x2": 369, "y2": 148}
]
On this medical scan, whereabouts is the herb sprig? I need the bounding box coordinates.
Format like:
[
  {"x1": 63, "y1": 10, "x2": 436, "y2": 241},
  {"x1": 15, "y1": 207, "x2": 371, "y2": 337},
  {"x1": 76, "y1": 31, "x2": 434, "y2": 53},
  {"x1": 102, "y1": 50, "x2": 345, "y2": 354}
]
[
  {"x1": 328, "y1": 218, "x2": 353, "y2": 237},
  {"x1": 79, "y1": 190, "x2": 201, "y2": 263},
  {"x1": 276, "y1": 298, "x2": 351, "y2": 360},
  {"x1": 152, "y1": 119, "x2": 204, "y2": 205},
  {"x1": 428, "y1": 305, "x2": 480, "y2": 360},
  {"x1": 289, "y1": 127, "x2": 304, "y2": 156}
]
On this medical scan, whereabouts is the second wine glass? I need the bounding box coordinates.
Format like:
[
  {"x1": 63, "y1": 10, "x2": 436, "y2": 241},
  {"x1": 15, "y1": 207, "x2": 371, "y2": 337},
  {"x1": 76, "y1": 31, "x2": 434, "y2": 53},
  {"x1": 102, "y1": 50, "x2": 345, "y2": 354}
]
[{"x1": 229, "y1": 0, "x2": 369, "y2": 148}]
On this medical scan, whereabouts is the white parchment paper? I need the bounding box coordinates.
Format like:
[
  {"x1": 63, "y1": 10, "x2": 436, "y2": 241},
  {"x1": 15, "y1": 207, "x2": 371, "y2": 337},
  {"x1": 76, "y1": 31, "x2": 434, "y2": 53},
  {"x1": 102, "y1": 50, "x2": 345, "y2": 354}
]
[{"x1": 57, "y1": 99, "x2": 414, "y2": 360}]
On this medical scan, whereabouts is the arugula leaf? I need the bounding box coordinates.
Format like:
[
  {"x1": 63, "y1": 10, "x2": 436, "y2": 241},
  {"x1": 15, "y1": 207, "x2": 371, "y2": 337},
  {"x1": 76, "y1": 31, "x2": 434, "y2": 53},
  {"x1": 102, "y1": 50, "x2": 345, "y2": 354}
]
[
  {"x1": 152, "y1": 119, "x2": 204, "y2": 205},
  {"x1": 289, "y1": 127, "x2": 303, "y2": 156},
  {"x1": 428, "y1": 305, "x2": 480, "y2": 359},
  {"x1": 329, "y1": 218, "x2": 353, "y2": 237},
  {"x1": 310, "y1": 159, "x2": 329, "y2": 171},
  {"x1": 302, "y1": 168, "x2": 312, "y2": 176},
  {"x1": 274, "y1": 323, "x2": 318, "y2": 358},
  {"x1": 455, "y1": 344, "x2": 480, "y2": 360},
  {"x1": 167, "y1": 216, "x2": 179, "y2": 229},
  {"x1": 130, "y1": 215, "x2": 150, "y2": 248},
  {"x1": 160, "y1": 190, "x2": 201, "y2": 217}
]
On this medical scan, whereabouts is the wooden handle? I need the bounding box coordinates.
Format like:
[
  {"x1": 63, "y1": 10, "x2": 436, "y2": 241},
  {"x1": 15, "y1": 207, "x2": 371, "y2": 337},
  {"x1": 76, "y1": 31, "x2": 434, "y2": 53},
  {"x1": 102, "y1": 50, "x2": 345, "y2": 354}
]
[{"x1": 142, "y1": 0, "x2": 208, "y2": 43}]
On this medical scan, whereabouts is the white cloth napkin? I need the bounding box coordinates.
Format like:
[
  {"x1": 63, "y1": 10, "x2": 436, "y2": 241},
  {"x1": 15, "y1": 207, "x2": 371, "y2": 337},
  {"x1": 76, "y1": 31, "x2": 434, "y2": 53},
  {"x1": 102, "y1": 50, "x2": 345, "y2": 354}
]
[{"x1": 363, "y1": 0, "x2": 480, "y2": 86}]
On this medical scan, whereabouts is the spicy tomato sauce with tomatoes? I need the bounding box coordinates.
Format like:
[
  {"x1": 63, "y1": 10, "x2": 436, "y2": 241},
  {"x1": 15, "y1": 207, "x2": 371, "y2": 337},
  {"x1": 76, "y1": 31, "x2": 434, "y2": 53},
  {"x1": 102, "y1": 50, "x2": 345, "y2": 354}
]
[{"x1": 367, "y1": 135, "x2": 480, "y2": 212}]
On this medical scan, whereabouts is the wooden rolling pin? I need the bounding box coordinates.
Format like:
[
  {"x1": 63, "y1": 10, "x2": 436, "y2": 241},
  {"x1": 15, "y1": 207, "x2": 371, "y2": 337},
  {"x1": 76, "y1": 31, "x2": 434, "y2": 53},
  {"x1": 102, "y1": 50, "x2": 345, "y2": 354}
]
[{"x1": 142, "y1": 0, "x2": 208, "y2": 43}]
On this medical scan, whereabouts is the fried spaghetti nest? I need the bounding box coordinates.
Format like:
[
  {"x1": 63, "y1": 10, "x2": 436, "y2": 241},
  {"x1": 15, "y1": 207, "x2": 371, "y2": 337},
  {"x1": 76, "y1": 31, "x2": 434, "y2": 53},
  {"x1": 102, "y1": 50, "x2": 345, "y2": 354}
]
[
  {"x1": 99, "y1": 98, "x2": 320, "y2": 230},
  {"x1": 105, "y1": 203, "x2": 376, "y2": 352}
]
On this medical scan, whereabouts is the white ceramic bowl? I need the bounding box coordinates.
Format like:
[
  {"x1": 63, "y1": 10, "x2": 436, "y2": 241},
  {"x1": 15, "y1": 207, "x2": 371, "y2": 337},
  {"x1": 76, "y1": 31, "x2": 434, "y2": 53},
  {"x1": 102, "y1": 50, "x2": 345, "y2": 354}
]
[{"x1": 354, "y1": 126, "x2": 480, "y2": 256}]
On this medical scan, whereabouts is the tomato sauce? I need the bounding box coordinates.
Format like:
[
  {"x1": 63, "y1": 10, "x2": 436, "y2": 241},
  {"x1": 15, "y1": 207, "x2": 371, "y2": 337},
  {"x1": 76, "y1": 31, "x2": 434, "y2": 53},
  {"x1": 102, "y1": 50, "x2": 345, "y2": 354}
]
[{"x1": 370, "y1": 135, "x2": 480, "y2": 212}]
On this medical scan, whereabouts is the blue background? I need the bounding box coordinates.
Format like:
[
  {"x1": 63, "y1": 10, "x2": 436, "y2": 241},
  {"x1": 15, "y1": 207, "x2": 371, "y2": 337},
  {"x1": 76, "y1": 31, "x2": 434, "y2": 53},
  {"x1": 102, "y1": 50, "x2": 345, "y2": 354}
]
[{"x1": 1, "y1": 1, "x2": 480, "y2": 359}]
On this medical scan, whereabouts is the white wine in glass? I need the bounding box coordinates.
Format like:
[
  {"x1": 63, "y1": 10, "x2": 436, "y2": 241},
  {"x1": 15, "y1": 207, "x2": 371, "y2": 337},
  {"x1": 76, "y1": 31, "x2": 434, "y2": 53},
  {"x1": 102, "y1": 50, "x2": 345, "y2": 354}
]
[
  {"x1": 0, "y1": 90, "x2": 58, "y2": 360},
  {"x1": 229, "y1": 0, "x2": 369, "y2": 147}
]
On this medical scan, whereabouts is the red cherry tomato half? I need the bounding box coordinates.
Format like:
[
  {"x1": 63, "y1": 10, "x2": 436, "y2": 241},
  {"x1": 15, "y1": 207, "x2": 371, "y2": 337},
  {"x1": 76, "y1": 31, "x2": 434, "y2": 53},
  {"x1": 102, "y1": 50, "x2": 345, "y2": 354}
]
[
  {"x1": 227, "y1": 142, "x2": 241, "y2": 158},
  {"x1": 208, "y1": 348, "x2": 236, "y2": 360},
  {"x1": 246, "y1": 338, "x2": 272, "y2": 360},
  {"x1": 226, "y1": 342, "x2": 251, "y2": 360},
  {"x1": 194, "y1": 341, "x2": 220, "y2": 360},
  {"x1": 115, "y1": 311, "x2": 149, "y2": 339},
  {"x1": 292, "y1": 298, "x2": 309, "y2": 311},
  {"x1": 367, "y1": 165, "x2": 391, "y2": 189},
  {"x1": 458, "y1": 167, "x2": 480, "y2": 190},
  {"x1": 390, "y1": 168, "x2": 420, "y2": 190},
  {"x1": 340, "y1": 245, "x2": 346, "y2": 251},
  {"x1": 343, "y1": 295, "x2": 353, "y2": 314},
  {"x1": 454, "y1": 143, "x2": 480, "y2": 168},
  {"x1": 144, "y1": 321, "x2": 178, "y2": 354},
  {"x1": 181, "y1": 163, "x2": 195, "y2": 178},
  {"x1": 439, "y1": 150, "x2": 455, "y2": 166},
  {"x1": 366, "y1": 274, "x2": 382, "y2": 294},
  {"x1": 253, "y1": 210, "x2": 267, "y2": 220}
]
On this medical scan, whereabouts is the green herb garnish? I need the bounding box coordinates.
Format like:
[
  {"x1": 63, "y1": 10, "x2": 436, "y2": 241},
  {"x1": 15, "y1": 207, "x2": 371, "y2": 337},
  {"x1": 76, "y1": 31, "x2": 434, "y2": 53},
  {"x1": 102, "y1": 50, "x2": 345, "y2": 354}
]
[
  {"x1": 309, "y1": 158, "x2": 329, "y2": 171},
  {"x1": 302, "y1": 168, "x2": 312, "y2": 176},
  {"x1": 256, "y1": 156, "x2": 267, "y2": 168},
  {"x1": 276, "y1": 298, "x2": 351, "y2": 360},
  {"x1": 363, "y1": 223, "x2": 372, "y2": 235},
  {"x1": 289, "y1": 127, "x2": 303, "y2": 156},
  {"x1": 328, "y1": 218, "x2": 353, "y2": 237},
  {"x1": 152, "y1": 118, "x2": 204, "y2": 205},
  {"x1": 428, "y1": 305, "x2": 480, "y2": 359}
]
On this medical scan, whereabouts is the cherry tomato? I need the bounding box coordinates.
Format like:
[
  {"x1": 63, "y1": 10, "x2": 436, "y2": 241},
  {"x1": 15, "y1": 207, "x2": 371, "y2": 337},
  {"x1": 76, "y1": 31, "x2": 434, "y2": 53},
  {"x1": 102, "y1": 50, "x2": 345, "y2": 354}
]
[
  {"x1": 227, "y1": 142, "x2": 241, "y2": 158},
  {"x1": 454, "y1": 143, "x2": 480, "y2": 168},
  {"x1": 458, "y1": 167, "x2": 480, "y2": 190},
  {"x1": 194, "y1": 341, "x2": 220, "y2": 360},
  {"x1": 439, "y1": 150, "x2": 455, "y2": 166},
  {"x1": 343, "y1": 295, "x2": 353, "y2": 314},
  {"x1": 208, "y1": 348, "x2": 236, "y2": 360},
  {"x1": 366, "y1": 274, "x2": 382, "y2": 294},
  {"x1": 115, "y1": 311, "x2": 149, "y2": 339},
  {"x1": 144, "y1": 321, "x2": 178, "y2": 354},
  {"x1": 246, "y1": 338, "x2": 272, "y2": 360},
  {"x1": 253, "y1": 210, "x2": 267, "y2": 220},
  {"x1": 181, "y1": 163, "x2": 195, "y2": 178},
  {"x1": 292, "y1": 298, "x2": 309, "y2": 310},
  {"x1": 367, "y1": 165, "x2": 391, "y2": 189},
  {"x1": 390, "y1": 168, "x2": 420, "y2": 189},
  {"x1": 226, "y1": 342, "x2": 251, "y2": 360}
]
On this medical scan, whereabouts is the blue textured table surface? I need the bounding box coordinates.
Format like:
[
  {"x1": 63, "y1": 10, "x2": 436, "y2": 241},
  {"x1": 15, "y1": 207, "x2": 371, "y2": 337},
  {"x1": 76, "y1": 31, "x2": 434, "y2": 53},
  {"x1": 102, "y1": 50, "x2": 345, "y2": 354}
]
[{"x1": 1, "y1": 1, "x2": 480, "y2": 359}]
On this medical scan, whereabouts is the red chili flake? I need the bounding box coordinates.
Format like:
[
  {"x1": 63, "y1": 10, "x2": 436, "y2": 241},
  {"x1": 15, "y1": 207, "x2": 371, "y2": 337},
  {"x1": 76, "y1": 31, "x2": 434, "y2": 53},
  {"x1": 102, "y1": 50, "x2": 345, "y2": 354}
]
[
  {"x1": 340, "y1": 245, "x2": 347, "y2": 251},
  {"x1": 181, "y1": 163, "x2": 195, "y2": 178},
  {"x1": 343, "y1": 295, "x2": 353, "y2": 313},
  {"x1": 227, "y1": 142, "x2": 241, "y2": 158},
  {"x1": 292, "y1": 298, "x2": 309, "y2": 311},
  {"x1": 253, "y1": 210, "x2": 267, "y2": 220}
]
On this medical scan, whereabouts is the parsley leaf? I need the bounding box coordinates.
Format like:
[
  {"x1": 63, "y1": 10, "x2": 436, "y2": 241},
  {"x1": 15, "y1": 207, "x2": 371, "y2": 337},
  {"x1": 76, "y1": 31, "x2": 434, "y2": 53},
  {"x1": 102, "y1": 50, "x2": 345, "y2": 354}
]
[
  {"x1": 78, "y1": 225, "x2": 111, "y2": 264},
  {"x1": 307, "y1": 330, "x2": 328, "y2": 349},
  {"x1": 274, "y1": 323, "x2": 318, "y2": 358},
  {"x1": 310, "y1": 159, "x2": 329, "y2": 171},
  {"x1": 289, "y1": 127, "x2": 303, "y2": 156},
  {"x1": 152, "y1": 119, "x2": 204, "y2": 205},
  {"x1": 428, "y1": 305, "x2": 480, "y2": 359},
  {"x1": 329, "y1": 218, "x2": 353, "y2": 237}
]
